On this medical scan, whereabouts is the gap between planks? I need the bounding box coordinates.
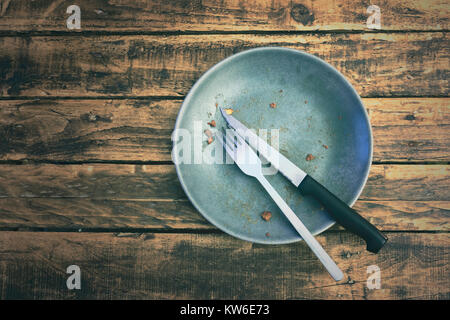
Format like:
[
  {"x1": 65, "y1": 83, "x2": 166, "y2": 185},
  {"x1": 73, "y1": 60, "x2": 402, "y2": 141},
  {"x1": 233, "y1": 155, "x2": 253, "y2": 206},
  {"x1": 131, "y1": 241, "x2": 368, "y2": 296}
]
[
  {"x1": 0, "y1": 30, "x2": 449, "y2": 37},
  {"x1": 0, "y1": 227, "x2": 447, "y2": 234},
  {"x1": 0, "y1": 161, "x2": 448, "y2": 165}
]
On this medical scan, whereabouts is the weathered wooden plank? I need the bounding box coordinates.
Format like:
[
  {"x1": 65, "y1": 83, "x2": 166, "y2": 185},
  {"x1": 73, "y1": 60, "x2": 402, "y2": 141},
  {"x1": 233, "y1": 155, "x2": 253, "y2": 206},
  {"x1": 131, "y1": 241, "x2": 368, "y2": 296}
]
[
  {"x1": 0, "y1": 198, "x2": 209, "y2": 230},
  {"x1": 0, "y1": 198, "x2": 447, "y2": 231},
  {"x1": 0, "y1": 164, "x2": 447, "y2": 231},
  {"x1": 353, "y1": 201, "x2": 449, "y2": 231},
  {"x1": 0, "y1": 231, "x2": 448, "y2": 299},
  {"x1": 0, "y1": 163, "x2": 187, "y2": 199},
  {"x1": 362, "y1": 165, "x2": 449, "y2": 201},
  {"x1": 0, "y1": 0, "x2": 448, "y2": 32},
  {"x1": 0, "y1": 163, "x2": 186, "y2": 199},
  {"x1": 0, "y1": 33, "x2": 448, "y2": 98},
  {"x1": 0, "y1": 164, "x2": 447, "y2": 201},
  {"x1": 0, "y1": 99, "x2": 178, "y2": 162},
  {"x1": 0, "y1": 98, "x2": 448, "y2": 162},
  {"x1": 366, "y1": 98, "x2": 450, "y2": 162}
]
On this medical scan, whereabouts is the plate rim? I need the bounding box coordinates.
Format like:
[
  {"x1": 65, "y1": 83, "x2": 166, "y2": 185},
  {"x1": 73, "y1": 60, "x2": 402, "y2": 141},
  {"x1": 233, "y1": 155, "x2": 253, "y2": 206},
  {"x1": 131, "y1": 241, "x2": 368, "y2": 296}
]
[{"x1": 172, "y1": 46, "x2": 373, "y2": 244}]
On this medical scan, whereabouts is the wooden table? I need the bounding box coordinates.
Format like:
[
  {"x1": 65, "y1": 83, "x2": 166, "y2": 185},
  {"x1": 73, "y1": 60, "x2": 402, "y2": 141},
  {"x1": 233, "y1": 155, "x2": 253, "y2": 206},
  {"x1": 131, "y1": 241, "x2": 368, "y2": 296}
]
[{"x1": 0, "y1": 0, "x2": 448, "y2": 300}]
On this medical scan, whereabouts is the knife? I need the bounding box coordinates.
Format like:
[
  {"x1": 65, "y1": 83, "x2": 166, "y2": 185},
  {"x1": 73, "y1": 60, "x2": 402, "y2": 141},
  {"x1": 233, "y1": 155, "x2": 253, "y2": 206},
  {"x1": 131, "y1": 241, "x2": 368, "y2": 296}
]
[{"x1": 220, "y1": 108, "x2": 387, "y2": 253}]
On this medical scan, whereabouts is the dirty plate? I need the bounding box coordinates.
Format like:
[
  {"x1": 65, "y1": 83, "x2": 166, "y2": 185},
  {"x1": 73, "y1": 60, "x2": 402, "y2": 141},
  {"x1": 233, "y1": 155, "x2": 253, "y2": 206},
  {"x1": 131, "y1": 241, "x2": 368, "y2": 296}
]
[{"x1": 173, "y1": 47, "x2": 372, "y2": 244}]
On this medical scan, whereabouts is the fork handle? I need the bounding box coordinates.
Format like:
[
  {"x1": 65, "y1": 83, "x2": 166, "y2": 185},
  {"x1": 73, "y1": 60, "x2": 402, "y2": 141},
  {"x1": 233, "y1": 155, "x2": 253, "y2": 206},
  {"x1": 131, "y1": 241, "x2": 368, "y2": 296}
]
[
  {"x1": 298, "y1": 176, "x2": 388, "y2": 253},
  {"x1": 257, "y1": 175, "x2": 344, "y2": 281}
]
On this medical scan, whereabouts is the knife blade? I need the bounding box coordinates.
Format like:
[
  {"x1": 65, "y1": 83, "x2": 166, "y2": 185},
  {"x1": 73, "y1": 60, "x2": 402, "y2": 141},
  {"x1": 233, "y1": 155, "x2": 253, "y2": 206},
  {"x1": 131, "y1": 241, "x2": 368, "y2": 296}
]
[
  {"x1": 219, "y1": 107, "x2": 307, "y2": 187},
  {"x1": 219, "y1": 108, "x2": 388, "y2": 253}
]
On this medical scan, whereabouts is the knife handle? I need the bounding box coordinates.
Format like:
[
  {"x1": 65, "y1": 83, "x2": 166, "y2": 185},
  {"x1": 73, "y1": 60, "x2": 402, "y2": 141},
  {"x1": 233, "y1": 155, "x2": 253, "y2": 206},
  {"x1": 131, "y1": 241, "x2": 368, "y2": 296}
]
[{"x1": 298, "y1": 175, "x2": 387, "y2": 253}]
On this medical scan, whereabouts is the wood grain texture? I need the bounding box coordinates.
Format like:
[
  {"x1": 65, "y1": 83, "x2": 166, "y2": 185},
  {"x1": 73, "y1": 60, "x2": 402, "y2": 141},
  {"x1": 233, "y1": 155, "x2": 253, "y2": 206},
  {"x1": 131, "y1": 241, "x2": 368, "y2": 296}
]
[
  {"x1": 0, "y1": 0, "x2": 448, "y2": 32},
  {"x1": 0, "y1": 164, "x2": 447, "y2": 231},
  {"x1": 0, "y1": 0, "x2": 447, "y2": 302},
  {"x1": 366, "y1": 98, "x2": 450, "y2": 162},
  {"x1": 0, "y1": 198, "x2": 208, "y2": 230},
  {"x1": 0, "y1": 231, "x2": 448, "y2": 299},
  {"x1": 0, "y1": 163, "x2": 447, "y2": 201},
  {"x1": 0, "y1": 198, "x2": 447, "y2": 231},
  {"x1": 0, "y1": 98, "x2": 448, "y2": 162},
  {"x1": 0, "y1": 33, "x2": 448, "y2": 98},
  {"x1": 0, "y1": 99, "x2": 178, "y2": 162}
]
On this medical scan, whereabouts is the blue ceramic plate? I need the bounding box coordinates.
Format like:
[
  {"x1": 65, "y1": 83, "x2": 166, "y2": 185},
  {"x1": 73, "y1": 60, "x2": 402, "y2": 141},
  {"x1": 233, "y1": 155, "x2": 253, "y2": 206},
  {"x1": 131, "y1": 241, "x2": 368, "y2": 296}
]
[{"x1": 173, "y1": 47, "x2": 372, "y2": 244}]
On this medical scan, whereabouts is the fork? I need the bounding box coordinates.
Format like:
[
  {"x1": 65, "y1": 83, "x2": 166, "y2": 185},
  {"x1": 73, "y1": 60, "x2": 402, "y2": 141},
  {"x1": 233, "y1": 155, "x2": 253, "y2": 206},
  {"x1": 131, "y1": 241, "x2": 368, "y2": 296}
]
[{"x1": 216, "y1": 131, "x2": 344, "y2": 281}]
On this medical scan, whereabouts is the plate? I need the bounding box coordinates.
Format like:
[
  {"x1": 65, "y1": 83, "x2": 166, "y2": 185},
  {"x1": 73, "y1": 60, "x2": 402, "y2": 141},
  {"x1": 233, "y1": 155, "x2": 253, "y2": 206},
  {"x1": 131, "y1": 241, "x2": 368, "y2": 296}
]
[{"x1": 173, "y1": 47, "x2": 372, "y2": 244}]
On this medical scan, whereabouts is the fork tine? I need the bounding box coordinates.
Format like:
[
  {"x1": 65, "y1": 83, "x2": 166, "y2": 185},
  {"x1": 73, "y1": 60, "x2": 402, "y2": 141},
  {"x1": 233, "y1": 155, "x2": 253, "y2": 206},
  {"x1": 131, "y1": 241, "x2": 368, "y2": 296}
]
[
  {"x1": 215, "y1": 132, "x2": 236, "y2": 161},
  {"x1": 224, "y1": 134, "x2": 239, "y2": 159},
  {"x1": 234, "y1": 132, "x2": 246, "y2": 146},
  {"x1": 225, "y1": 134, "x2": 236, "y2": 150}
]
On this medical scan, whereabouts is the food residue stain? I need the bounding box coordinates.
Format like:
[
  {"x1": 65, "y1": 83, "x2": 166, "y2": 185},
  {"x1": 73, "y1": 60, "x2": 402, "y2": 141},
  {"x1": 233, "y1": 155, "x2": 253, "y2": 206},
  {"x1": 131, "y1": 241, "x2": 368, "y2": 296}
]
[
  {"x1": 204, "y1": 129, "x2": 212, "y2": 138},
  {"x1": 261, "y1": 211, "x2": 272, "y2": 221}
]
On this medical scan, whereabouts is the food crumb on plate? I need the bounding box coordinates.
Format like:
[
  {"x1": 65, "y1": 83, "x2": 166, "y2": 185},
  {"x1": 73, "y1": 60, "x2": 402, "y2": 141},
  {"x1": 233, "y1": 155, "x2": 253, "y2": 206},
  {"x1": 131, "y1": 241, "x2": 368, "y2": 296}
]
[
  {"x1": 224, "y1": 108, "x2": 234, "y2": 115},
  {"x1": 265, "y1": 232, "x2": 270, "y2": 237},
  {"x1": 204, "y1": 129, "x2": 212, "y2": 138},
  {"x1": 207, "y1": 136, "x2": 214, "y2": 144},
  {"x1": 261, "y1": 211, "x2": 272, "y2": 221},
  {"x1": 322, "y1": 144, "x2": 328, "y2": 149},
  {"x1": 270, "y1": 102, "x2": 277, "y2": 108},
  {"x1": 306, "y1": 154, "x2": 315, "y2": 161},
  {"x1": 207, "y1": 120, "x2": 216, "y2": 127}
]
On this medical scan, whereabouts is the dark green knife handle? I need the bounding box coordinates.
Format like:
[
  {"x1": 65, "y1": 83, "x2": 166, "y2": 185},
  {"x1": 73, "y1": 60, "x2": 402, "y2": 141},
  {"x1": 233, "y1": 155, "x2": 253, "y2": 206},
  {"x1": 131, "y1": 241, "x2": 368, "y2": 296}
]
[{"x1": 299, "y1": 175, "x2": 387, "y2": 253}]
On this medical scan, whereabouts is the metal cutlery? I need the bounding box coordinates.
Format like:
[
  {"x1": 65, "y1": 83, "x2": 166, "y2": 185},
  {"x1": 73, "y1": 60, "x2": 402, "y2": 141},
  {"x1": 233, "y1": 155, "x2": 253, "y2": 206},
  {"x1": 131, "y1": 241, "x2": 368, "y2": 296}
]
[
  {"x1": 219, "y1": 108, "x2": 387, "y2": 253},
  {"x1": 215, "y1": 130, "x2": 344, "y2": 281}
]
